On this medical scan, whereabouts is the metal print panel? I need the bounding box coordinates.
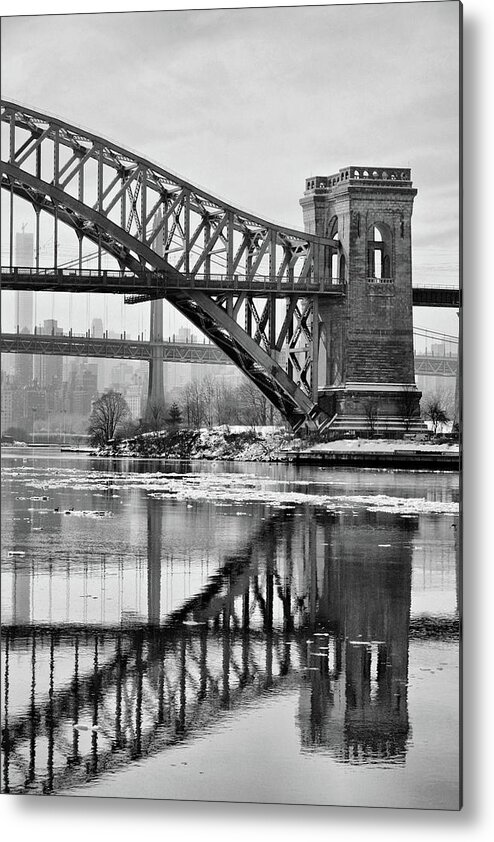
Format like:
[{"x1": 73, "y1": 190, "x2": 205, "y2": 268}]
[{"x1": 0, "y1": 1, "x2": 461, "y2": 809}]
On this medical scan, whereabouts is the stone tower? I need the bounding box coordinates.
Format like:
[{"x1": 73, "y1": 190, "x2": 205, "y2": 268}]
[{"x1": 300, "y1": 166, "x2": 421, "y2": 430}]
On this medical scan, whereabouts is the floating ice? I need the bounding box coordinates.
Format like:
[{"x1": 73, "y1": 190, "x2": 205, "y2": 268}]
[
  {"x1": 3, "y1": 464, "x2": 459, "y2": 515},
  {"x1": 64, "y1": 510, "x2": 112, "y2": 518}
]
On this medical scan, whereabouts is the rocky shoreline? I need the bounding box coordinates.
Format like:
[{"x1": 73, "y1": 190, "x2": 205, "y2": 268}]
[
  {"x1": 97, "y1": 426, "x2": 292, "y2": 462},
  {"x1": 95, "y1": 425, "x2": 460, "y2": 469}
]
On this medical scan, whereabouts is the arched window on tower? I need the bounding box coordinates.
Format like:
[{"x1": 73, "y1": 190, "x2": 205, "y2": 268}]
[
  {"x1": 339, "y1": 253, "x2": 346, "y2": 282},
  {"x1": 328, "y1": 216, "x2": 345, "y2": 281},
  {"x1": 331, "y1": 232, "x2": 339, "y2": 279},
  {"x1": 367, "y1": 224, "x2": 392, "y2": 280}
]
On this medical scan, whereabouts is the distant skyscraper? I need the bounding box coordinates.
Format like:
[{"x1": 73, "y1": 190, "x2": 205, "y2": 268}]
[
  {"x1": 70, "y1": 363, "x2": 98, "y2": 417},
  {"x1": 34, "y1": 320, "x2": 63, "y2": 388},
  {"x1": 14, "y1": 230, "x2": 34, "y2": 386},
  {"x1": 91, "y1": 317, "x2": 104, "y2": 338}
]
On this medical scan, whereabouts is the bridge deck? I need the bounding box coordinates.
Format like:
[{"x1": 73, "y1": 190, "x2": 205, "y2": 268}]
[
  {"x1": 1, "y1": 333, "x2": 458, "y2": 374},
  {"x1": 1, "y1": 267, "x2": 346, "y2": 296},
  {"x1": 0, "y1": 332, "x2": 230, "y2": 363},
  {"x1": 412, "y1": 286, "x2": 461, "y2": 307},
  {"x1": 1, "y1": 267, "x2": 460, "y2": 307}
]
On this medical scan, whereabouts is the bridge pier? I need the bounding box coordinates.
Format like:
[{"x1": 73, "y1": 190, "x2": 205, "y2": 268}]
[
  {"x1": 146, "y1": 298, "x2": 165, "y2": 414},
  {"x1": 301, "y1": 167, "x2": 423, "y2": 433},
  {"x1": 145, "y1": 214, "x2": 166, "y2": 419}
]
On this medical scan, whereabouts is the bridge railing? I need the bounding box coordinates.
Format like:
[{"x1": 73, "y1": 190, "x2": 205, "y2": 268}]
[
  {"x1": 366, "y1": 276, "x2": 395, "y2": 285},
  {"x1": 1, "y1": 266, "x2": 346, "y2": 295},
  {"x1": 412, "y1": 283, "x2": 460, "y2": 290}
]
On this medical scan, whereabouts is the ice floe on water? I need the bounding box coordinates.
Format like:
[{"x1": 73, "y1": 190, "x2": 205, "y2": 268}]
[
  {"x1": 2, "y1": 465, "x2": 459, "y2": 515},
  {"x1": 60, "y1": 510, "x2": 113, "y2": 518}
]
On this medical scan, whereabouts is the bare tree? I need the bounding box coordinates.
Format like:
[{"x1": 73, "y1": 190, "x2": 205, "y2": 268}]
[
  {"x1": 422, "y1": 395, "x2": 450, "y2": 435},
  {"x1": 181, "y1": 381, "x2": 205, "y2": 428},
  {"x1": 120, "y1": 416, "x2": 140, "y2": 440},
  {"x1": 144, "y1": 400, "x2": 167, "y2": 432},
  {"x1": 178, "y1": 376, "x2": 284, "y2": 428},
  {"x1": 88, "y1": 390, "x2": 130, "y2": 446},
  {"x1": 363, "y1": 398, "x2": 378, "y2": 437},
  {"x1": 215, "y1": 380, "x2": 242, "y2": 424},
  {"x1": 400, "y1": 385, "x2": 419, "y2": 432},
  {"x1": 236, "y1": 379, "x2": 270, "y2": 426},
  {"x1": 201, "y1": 376, "x2": 217, "y2": 427}
]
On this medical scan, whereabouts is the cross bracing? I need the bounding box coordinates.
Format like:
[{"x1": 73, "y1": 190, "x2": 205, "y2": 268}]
[
  {"x1": 1, "y1": 100, "x2": 341, "y2": 430},
  {"x1": 0, "y1": 332, "x2": 230, "y2": 364}
]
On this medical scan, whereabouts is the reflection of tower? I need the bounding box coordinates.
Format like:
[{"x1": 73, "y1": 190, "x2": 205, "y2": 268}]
[
  {"x1": 147, "y1": 497, "x2": 162, "y2": 625},
  {"x1": 11, "y1": 509, "x2": 32, "y2": 625},
  {"x1": 14, "y1": 230, "x2": 34, "y2": 386},
  {"x1": 12, "y1": 557, "x2": 31, "y2": 625},
  {"x1": 146, "y1": 212, "x2": 165, "y2": 414},
  {"x1": 297, "y1": 512, "x2": 413, "y2": 764}
]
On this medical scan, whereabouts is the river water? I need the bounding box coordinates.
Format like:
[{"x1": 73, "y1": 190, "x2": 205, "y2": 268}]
[{"x1": 1, "y1": 448, "x2": 460, "y2": 809}]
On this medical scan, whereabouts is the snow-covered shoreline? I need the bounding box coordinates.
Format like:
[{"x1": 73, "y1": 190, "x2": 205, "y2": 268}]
[
  {"x1": 95, "y1": 425, "x2": 459, "y2": 465},
  {"x1": 97, "y1": 426, "x2": 292, "y2": 462}
]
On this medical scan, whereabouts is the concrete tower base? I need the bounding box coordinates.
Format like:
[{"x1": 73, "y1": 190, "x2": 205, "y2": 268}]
[{"x1": 318, "y1": 384, "x2": 424, "y2": 435}]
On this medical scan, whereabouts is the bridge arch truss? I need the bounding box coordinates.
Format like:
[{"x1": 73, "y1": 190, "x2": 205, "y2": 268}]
[{"x1": 1, "y1": 100, "x2": 342, "y2": 430}]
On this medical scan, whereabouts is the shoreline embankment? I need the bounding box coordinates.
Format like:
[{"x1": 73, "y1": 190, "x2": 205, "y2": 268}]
[{"x1": 93, "y1": 426, "x2": 460, "y2": 471}]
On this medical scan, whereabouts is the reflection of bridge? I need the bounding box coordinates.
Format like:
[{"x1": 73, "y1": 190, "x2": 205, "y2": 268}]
[
  {"x1": 1, "y1": 100, "x2": 460, "y2": 431},
  {"x1": 1, "y1": 625, "x2": 302, "y2": 794},
  {"x1": 1, "y1": 487, "x2": 459, "y2": 795}
]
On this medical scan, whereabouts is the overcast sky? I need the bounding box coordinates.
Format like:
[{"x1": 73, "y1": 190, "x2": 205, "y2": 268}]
[{"x1": 1, "y1": 0, "x2": 460, "y2": 338}]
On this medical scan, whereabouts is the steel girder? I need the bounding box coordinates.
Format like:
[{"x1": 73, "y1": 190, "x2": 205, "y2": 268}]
[
  {"x1": 2, "y1": 332, "x2": 457, "y2": 377},
  {"x1": 0, "y1": 332, "x2": 231, "y2": 364},
  {"x1": 1, "y1": 266, "x2": 345, "y2": 296},
  {"x1": 414, "y1": 354, "x2": 457, "y2": 376},
  {"x1": 412, "y1": 287, "x2": 461, "y2": 308},
  {"x1": 1, "y1": 100, "x2": 338, "y2": 429}
]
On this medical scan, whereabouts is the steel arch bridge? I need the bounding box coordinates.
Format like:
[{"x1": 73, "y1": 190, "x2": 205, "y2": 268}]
[{"x1": 1, "y1": 100, "x2": 343, "y2": 431}]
